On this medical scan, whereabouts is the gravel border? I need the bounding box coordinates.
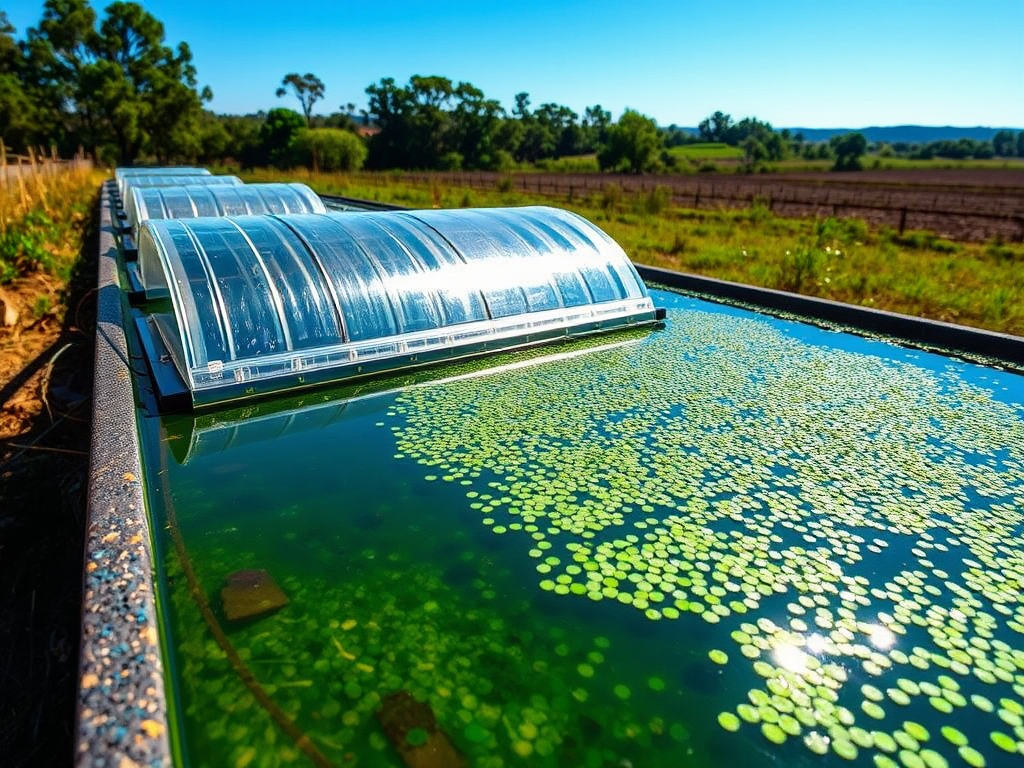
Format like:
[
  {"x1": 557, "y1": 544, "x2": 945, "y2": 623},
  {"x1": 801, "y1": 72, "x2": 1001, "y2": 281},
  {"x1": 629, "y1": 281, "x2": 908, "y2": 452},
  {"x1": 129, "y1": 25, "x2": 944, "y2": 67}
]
[{"x1": 76, "y1": 183, "x2": 170, "y2": 768}]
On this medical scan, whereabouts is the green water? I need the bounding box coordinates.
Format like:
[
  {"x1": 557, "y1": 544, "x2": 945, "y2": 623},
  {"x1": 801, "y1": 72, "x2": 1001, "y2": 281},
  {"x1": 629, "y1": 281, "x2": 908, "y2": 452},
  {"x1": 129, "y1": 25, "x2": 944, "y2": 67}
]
[{"x1": 144, "y1": 289, "x2": 1024, "y2": 768}]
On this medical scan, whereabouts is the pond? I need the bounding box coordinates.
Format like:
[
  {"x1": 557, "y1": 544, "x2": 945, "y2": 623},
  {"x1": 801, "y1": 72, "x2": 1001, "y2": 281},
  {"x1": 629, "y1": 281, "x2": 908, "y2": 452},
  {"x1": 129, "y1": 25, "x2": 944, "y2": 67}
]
[{"x1": 143, "y1": 287, "x2": 1024, "y2": 768}]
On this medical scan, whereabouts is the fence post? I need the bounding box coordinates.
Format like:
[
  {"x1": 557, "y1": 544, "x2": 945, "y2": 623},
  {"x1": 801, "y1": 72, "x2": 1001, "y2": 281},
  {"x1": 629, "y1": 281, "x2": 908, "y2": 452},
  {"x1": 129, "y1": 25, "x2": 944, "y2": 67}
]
[{"x1": 899, "y1": 208, "x2": 908, "y2": 234}]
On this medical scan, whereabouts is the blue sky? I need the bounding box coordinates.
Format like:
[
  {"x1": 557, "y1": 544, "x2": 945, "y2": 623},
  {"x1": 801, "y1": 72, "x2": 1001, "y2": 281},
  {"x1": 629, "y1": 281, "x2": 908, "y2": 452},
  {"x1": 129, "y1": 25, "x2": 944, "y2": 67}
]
[{"x1": 6, "y1": 0, "x2": 1024, "y2": 128}]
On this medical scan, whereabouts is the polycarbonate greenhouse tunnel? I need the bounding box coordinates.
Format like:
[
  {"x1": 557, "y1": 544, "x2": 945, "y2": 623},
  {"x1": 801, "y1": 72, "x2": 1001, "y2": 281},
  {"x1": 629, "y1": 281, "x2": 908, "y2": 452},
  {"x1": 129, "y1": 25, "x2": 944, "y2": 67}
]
[
  {"x1": 133, "y1": 205, "x2": 660, "y2": 408},
  {"x1": 118, "y1": 173, "x2": 243, "y2": 201},
  {"x1": 125, "y1": 181, "x2": 327, "y2": 235},
  {"x1": 114, "y1": 166, "x2": 211, "y2": 198},
  {"x1": 77, "y1": 167, "x2": 1024, "y2": 768}
]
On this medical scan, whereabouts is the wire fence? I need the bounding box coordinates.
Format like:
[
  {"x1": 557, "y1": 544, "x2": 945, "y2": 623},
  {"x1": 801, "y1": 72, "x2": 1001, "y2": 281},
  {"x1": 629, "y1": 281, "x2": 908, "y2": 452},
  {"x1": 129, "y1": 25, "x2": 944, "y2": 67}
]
[
  {"x1": 0, "y1": 144, "x2": 92, "y2": 186},
  {"x1": 364, "y1": 170, "x2": 1024, "y2": 243}
]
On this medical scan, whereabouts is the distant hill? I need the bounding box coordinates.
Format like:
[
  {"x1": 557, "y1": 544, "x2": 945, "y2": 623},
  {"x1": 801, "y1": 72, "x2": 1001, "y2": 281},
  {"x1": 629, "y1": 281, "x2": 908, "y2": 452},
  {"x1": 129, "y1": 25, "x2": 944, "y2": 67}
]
[{"x1": 783, "y1": 126, "x2": 1022, "y2": 144}]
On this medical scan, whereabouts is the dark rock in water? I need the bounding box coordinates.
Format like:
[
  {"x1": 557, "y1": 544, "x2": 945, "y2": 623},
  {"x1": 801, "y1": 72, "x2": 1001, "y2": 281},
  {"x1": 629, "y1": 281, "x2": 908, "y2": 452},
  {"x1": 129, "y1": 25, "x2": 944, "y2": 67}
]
[
  {"x1": 220, "y1": 569, "x2": 289, "y2": 622},
  {"x1": 376, "y1": 691, "x2": 466, "y2": 768}
]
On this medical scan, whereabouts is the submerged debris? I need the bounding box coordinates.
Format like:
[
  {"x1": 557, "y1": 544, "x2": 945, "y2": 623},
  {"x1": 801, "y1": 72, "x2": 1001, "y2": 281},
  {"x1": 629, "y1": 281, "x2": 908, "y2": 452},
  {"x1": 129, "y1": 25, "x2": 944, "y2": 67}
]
[
  {"x1": 376, "y1": 691, "x2": 466, "y2": 768},
  {"x1": 220, "y1": 568, "x2": 288, "y2": 621}
]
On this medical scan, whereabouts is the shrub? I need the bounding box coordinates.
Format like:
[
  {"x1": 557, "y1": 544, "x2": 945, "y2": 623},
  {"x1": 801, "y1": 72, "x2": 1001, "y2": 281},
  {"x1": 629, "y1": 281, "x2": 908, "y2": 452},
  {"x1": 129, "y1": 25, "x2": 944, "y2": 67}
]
[
  {"x1": 985, "y1": 235, "x2": 1023, "y2": 262},
  {"x1": 439, "y1": 151, "x2": 463, "y2": 171},
  {"x1": 635, "y1": 185, "x2": 671, "y2": 216},
  {"x1": 815, "y1": 217, "x2": 868, "y2": 248},
  {"x1": 492, "y1": 150, "x2": 516, "y2": 172},
  {"x1": 0, "y1": 210, "x2": 59, "y2": 281},
  {"x1": 777, "y1": 246, "x2": 820, "y2": 292},
  {"x1": 290, "y1": 128, "x2": 367, "y2": 172},
  {"x1": 600, "y1": 183, "x2": 622, "y2": 212}
]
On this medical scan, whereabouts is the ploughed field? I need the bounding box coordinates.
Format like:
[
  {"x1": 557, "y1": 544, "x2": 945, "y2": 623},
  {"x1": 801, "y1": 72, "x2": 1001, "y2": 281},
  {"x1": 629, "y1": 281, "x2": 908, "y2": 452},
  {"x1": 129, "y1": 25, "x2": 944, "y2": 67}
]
[{"x1": 381, "y1": 169, "x2": 1024, "y2": 243}]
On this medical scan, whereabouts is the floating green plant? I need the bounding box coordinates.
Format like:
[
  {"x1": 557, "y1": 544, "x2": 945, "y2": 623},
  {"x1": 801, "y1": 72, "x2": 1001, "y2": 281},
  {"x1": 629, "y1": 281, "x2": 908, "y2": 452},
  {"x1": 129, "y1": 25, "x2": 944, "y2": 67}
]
[
  {"x1": 383, "y1": 300, "x2": 1024, "y2": 768},
  {"x1": 158, "y1": 292, "x2": 1024, "y2": 768}
]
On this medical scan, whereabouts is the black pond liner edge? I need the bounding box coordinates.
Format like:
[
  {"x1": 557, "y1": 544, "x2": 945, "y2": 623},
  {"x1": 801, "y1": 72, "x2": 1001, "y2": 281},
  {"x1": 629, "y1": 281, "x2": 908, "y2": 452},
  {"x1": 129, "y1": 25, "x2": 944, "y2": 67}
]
[{"x1": 635, "y1": 264, "x2": 1024, "y2": 370}]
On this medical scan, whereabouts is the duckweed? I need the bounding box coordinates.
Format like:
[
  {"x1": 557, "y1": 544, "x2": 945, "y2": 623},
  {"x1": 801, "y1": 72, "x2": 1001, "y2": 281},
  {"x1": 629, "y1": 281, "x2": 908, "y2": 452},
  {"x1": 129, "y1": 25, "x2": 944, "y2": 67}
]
[
  {"x1": 162, "y1": 294, "x2": 1024, "y2": 768},
  {"x1": 717, "y1": 712, "x2": 740, "y2": 732}
]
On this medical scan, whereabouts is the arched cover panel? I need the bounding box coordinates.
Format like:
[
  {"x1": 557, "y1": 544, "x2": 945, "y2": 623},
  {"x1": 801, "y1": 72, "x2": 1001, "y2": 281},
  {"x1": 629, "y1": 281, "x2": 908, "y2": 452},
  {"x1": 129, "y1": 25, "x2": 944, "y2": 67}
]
[
  {"x1": 127, "y1": 182, "x2": 326, "y2": 234},
  {"x1": 120, "y1": 174, "x2": 243, "y2": 208},
  {"x1": 114, "y1": 167, "x2": 212, "y2": 199},
  {"x1": 138, "y1": 206, "x2": 657, "y2": 407}
]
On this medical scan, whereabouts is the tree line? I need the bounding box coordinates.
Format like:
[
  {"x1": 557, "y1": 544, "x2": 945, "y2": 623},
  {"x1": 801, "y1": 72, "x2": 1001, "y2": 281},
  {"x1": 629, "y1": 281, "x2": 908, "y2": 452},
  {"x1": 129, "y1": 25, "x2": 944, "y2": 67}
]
[{"x1": 3, "y1": 2, "x2": 1023, "y2": 173}]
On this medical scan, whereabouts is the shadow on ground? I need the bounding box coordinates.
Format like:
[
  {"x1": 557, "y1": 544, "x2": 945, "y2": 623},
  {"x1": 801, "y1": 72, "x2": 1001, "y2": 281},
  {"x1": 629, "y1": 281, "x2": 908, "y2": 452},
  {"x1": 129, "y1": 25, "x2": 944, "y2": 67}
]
[{"x1": 0, "y1": 207, "x2": 97, "y2": 768}]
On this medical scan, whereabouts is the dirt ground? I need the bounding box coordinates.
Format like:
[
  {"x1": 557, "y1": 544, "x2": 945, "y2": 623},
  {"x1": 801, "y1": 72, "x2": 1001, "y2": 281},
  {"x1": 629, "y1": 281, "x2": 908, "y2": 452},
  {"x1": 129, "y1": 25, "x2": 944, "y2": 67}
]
[{"x1": 0, "y1": 224, "x2": 96, "y2": 767}]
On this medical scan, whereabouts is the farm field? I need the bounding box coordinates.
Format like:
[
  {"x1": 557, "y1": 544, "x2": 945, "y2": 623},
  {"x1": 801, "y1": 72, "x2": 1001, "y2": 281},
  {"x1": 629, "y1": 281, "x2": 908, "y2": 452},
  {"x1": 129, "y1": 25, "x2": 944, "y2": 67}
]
[
  {"x1": 241, "y1": 168, "x2": 1024, "y2": 336},
  {"x1": 348, "y1": 168, "x2": 1024, "y2": 243}
]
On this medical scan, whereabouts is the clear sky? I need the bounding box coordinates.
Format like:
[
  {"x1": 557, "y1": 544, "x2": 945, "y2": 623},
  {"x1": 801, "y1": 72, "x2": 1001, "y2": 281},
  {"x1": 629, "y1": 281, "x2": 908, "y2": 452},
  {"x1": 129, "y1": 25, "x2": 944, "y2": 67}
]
[{"x1": 6, "y1": 0, "x2": 1024, "y2": 128}]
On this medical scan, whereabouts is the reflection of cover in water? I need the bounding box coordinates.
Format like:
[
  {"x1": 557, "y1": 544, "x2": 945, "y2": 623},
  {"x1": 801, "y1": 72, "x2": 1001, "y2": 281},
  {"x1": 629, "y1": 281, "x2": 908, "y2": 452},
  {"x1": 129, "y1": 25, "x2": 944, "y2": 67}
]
[
  {"x1": 187, "y1": 399, "x2": 351, "y2": 462},
  {"x1": 167, "y1": 329, "x2": 649, "y2": 465}
]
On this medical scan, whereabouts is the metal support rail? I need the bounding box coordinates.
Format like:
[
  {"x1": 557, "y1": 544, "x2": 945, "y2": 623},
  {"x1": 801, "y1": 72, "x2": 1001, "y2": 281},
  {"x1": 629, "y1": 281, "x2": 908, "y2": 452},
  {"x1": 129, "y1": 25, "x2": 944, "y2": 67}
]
[{"x1": 319, "y1": 194, "x2": 406, "y2": 212}]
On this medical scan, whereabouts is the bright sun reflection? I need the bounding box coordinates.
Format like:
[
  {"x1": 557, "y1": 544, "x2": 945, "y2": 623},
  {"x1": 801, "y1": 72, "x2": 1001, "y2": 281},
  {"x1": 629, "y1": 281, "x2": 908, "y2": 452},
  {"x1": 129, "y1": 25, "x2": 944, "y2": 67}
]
[
  {"x1": 805, "y1": 633, "x2": 828, "y2": 655},
  {"x1": 866, "y1": 623, "x2": 896, "y2": 650},
  {"x1": 773, "y1": 643, "x2": 810, "y2": 674}
]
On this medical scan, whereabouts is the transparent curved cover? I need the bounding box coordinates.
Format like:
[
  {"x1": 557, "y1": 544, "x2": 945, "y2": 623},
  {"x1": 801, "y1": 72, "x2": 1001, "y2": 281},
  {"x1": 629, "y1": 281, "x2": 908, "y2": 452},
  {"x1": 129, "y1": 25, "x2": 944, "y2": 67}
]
[
  {"x1": 121, "y1": 174, "x2": 242, "y2": 204},
  {"x1": 139, "y1": 206, "x2": 657, "y2": 406},
  {"x1": 114, "y1": 166, "x2": 211, "y2": 198},
  {"x1": 128, "y1": 182, "x2": 326, "y2": 233}
]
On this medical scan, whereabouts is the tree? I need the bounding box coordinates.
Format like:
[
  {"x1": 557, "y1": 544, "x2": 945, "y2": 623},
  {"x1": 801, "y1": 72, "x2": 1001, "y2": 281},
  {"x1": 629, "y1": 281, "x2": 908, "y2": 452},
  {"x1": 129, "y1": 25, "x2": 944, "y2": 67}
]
[
  {"x1": 195, "y1": 110, "x2": 231, "y2": 163},
  {"x1": 276, "y1": 72, "x2": 324, "y2": 127},
  {"x1": 992, "y1": 129, "x2": 1015, "y2": 157},
  {"x1": 830, "y1": 132, "x2": 867, "y2": 171},
  {"x1": 1018, "y1": 131, "x2": 1024, "y2": 158},
  {"x1": 259, "y1": 107, "x2": 304, "y2": 167},
  {"x1": 217, "y1": 113, "x2": 264, "y2": 167},
  {"x1": 449, "y1": 81, "x2": 504, "y2": 169},
  {"x1": 536, "y1": 103, "x2": 582, "y2": 157},
  {"x1": 508, "y1": 93, "x2": 587, "y2": 162},
  {"x1": 0, "y1": 12, "x2": 36, "y2": 151},
  {"x1": 597, "y1": 109, "x2": 661, "y2": 173},
  {"x1": 581, "y1": 105, "x2": 611, "y2": 152},
  {"x1": 741, "y1": 136, "x2": 768, "y2": 171},
  {"x1": 21, "y1": 0, "x2": 97, "y2": 153},
  {"x1": 23, "y1": 0, "x2": 210, "y2": 163},
  {"x1": 290, "y1": 128, "x2": 366, "y2": 171},
  {"x1": 313, "y1": 102, "x2": 358, "y2": 132},
  {"x1": 364, "y1": 74, "x2": 458, "y2": 169},
  {"x1": 698, "y1": 111, "x2": 733, "y2": 143}
]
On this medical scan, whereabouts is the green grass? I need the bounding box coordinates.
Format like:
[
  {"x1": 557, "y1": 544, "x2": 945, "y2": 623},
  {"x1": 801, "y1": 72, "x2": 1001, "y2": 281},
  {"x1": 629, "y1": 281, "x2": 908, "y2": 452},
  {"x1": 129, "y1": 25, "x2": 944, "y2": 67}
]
[
  {"x1": 0, "y1": 164, "x2": 101, "y2": 285},
  {"x1": 667, "y1": 143, "x2": 745, "y2": 160},
  {"x1": 239, "y1": 169, "x2": 1024, "y2": 336},
  {"x1": 860, "y1": 155, "x2": 1024, "y2": 171},
  {"x1": 533, "y1": 155, "x2": 600, "y2": 173}
]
